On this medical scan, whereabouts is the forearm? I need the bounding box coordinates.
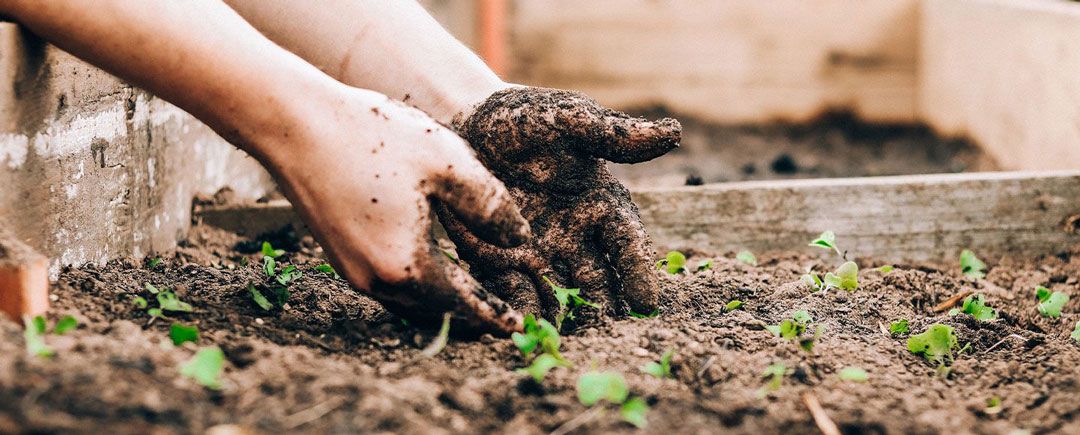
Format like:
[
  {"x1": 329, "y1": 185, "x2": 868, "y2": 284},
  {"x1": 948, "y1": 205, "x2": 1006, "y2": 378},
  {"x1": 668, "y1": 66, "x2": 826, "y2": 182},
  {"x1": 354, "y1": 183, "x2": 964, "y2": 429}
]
[
  {"x1": 0, "y1": 0, "x2": 336, "y2": 165},
  {"x1": 223, "y1": 0, "x2": 508, "y2": 123}
]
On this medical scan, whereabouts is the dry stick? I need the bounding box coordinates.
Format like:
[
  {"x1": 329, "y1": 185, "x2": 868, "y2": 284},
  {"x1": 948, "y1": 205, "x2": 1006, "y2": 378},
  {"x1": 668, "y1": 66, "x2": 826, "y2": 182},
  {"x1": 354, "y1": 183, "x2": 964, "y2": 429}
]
[
  {"x1": 984, "y1": 334, "x2": 1026, "y2": 353},
  {"x1": 932, "y1": 290, "x2": 973, "y2": 313},
  {"x1": 802, "y1": 392, "x2": 841, "y2": 435},
  {"x1": 283, "y1": 396, "x2": 346, "y2": 430},
  {"x1": 549, "y1": 405, "x2": 604, "y2": 435}
]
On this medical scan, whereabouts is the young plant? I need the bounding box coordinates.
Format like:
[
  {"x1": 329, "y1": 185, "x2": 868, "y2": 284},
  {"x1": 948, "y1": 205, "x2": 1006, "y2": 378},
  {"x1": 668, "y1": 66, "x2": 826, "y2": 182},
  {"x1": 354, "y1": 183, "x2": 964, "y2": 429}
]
[
  {"x1": 512, "y1": 314, "x2": 564, "y2": 361},
  {"x1": 907, "y1": 324, "x2": 961, "y2": 371},
  {"x1": 757, "y1": 362, "x2": 789, "y2": 397},
  {"x1": 641, "y1": 349, "x2": 675, "y2": 379},
  {"x1": 823, "y1": 261, "x2": 859, "y2": 291},
  {"x1": 314, "y1": 263, "x2": 340, "y2": 279},
  {"x1": 986, "y1": 397, "x2": 1003, "y2": 415},
  {"x1": 252, "y1": 242, "x2": 301, "y2": 310},
  {"x1": 170, "y1": 323, "x2": 200, "y2": 346},
  {"x1": 802, "y1": 268, "x2": 825, "y2": 292},
  {"x1": 838, "y1": 366, "x2": 868, "y2": 382},
  {"x1": 766, "y1": 310, "x2": 823, "y2": 352},
  {"x1": 261, "y1": 241, "x2": 285, "y2": 258},
  {"x1": 545, "y1": 276, "x2": 598, "y2": 330},
  {"x1": 517, "y1": 353, "x2": 570, "y2": 382},
  {"x1": 1071, "y1": 320, "x2": 1080, "y2": 343},
  {"x1": 576, "y1": 371, "x2": 649, "y2": 428},
  {"x1": 23, "y1": 315, "x2": 57, "y2": 358},
  {"x1": 657, "y1": 251, "x2": 687, "y2": 275},
  {"x1": 628, "y1": 309, "x2": 659, "y2": 319},
  {"x1": 735, "y1": 250, "x2": 757, "y2": 266},
  {"x1": 809, "y1": 231, "x2": 842, "y2": 257},
  {"x1": 180, "y1": 346, "x2": 225, "y2": 390},
  {"x1": 889, "y1": 319, "x2": 910, "y2": 336},
  {"x1": 876, "y1": 265, "x2": 895, "y2": 273},
  {"x1": 948, "y1": 293, "x2": 998, "y2": 321},
  {"x1": 724, "y1": 300, "x2": 743, "y2": 312},
  {"x1": 1035, "y1": 286, "x2": 1069, "y2": 318},
  {"x1": 696, "y1": 259, "x2": 714, "y2": 272},
  {"x1": 960, "y1": 249, "x2": 987, "y2": 279}
]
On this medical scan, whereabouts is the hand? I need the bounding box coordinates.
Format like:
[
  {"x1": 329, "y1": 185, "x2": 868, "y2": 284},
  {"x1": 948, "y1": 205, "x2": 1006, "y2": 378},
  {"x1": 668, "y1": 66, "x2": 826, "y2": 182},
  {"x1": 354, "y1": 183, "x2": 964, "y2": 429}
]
[
  {"x1": 266, "y1": 86, "x2": 531, "y2": 334},
  {"x1": 438, "y1": 86, "x2": 680, "y2": 322}
]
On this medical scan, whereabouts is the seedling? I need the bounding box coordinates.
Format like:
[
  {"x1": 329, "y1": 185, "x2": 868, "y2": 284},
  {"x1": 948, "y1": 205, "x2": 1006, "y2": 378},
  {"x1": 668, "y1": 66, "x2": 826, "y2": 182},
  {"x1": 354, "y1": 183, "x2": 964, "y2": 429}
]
[
  {"x1": 249, "y1": 283, "x2": 274, "y2": 311},
  {"x1": 657, "y1": 251, "x2": 687, "y2": 274},
  {"x1": 986, "y1": 396, "x2": 1003, "y2": 415},
  {"x1": 876, "y1": 265, "x2": 895, "y2": 273},
  {"x1": 696, "y1": 260, "x2": 714, "y2": 271},
  {"x1": 170, "y1": 323, "x2": 199, "y2": 346},
  {"x1": 180, "y1": 346, "x2": 225, "y2": 390},
  {"x1": 838, "y1": 366, "x2": 868, "y2": 382},
  {"x1": 724, "y1": 300, "x2": 743, "y2": 312},
  {"x1": 440, "y1": 248, "x2": 459, "y2": 264},
  {"x1": 823, "y1": 261, "x2": 859, "y2": 291},
  {"x1": 766, "y1": 310, "x2": 823, "y2": 352},
  {"x1": 23, "y1": 315, "x2": 54, "y2": 358},
  {"x1": 1071, "y1": 320, "x2": 1080, "y2": 342},
  {"x1": 889, "y1": 319, "x2": 909, "y2": 336},
  {"x1": 802, "y1": 269, "x2": 825, "y2": 292},
  {"x1": 314, "y1": 263, "x2": 340, "y2": 279},
  {"x1": 517, "y1": 353, "x2": 570, "y2": 382},
  {"x1": 261, "y1": 241, "x2": 284, "y2": 258},
  {"x1": 147, "y1": 257, "x2": 162, "y2": 268},
  {"x1": 1035, "y1": 286, "x2": 1069, "y2": 318},
  {"x1": 54, "y1": 315, "x2": 78, "y2": 335},
  {"x1": 736, "y1": 250, "x2": 757, "y2": 266},
  {"x1": 545, "y1": 276, "x2": 598, "y2": 330},
  {"x1": 157, "y1": 289, "x2": 194, "y2": 313},
  {"x1": 809, "y1": 231, "x2": 842, "y2": 257},
  {"x1": 907, "y1": 324, "x2": 962, "y2": 372},
  {"x1": 641, "y1": 349, "x2": 675, "y2": 379},
  {"x1": 512, "y1": 314, "x2": 563, "y2": 361},
  {"x1": 960, "y1": 249, "x2": 987, "y2": 279},
  {"x1": 629, "y1": 309, "x2": 659, "y2": 319},
  {"x1": 757, "y1": 362, "x2": 789, "y2": 397},
  {"x1": 576, "y1": 371, "x2": 650, "y2": 428},
  {"x1": 949, "y1": 294, "x2": 998, "y2": 321},
  {"x1": 420, "y1": 313, "x2": 451, "y2": 358}
]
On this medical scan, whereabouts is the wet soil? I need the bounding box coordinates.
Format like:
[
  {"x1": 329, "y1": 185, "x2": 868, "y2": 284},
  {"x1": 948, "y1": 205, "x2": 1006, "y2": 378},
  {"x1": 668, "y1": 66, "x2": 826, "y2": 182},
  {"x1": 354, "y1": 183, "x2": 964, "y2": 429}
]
[
  {"x1": 2, "y1": 224, "x2": 1079, "y2": 434},
  {"x1": 610, "y1": 109, "x2": 999, "y2": 189}
]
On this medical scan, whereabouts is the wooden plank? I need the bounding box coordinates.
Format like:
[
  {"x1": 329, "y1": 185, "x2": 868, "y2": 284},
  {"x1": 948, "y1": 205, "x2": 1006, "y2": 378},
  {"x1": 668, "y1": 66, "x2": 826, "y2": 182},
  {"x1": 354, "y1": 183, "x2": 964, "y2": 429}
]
[
  {"x1": 195, "y1": 171, "x2": 1080, "y2": 263},
  {"x1": 633, "y1": 171, "x2": 1080, "y2": 262},
  {"x1": 0, "y1": 225, "x2": 49, "y2": 322}
]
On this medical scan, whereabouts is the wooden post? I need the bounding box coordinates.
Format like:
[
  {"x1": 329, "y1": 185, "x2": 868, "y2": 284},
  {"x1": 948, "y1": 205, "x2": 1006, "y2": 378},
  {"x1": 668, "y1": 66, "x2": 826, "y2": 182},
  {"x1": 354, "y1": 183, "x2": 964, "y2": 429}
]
[{"x1": 0, "y1": 226, "x2": 49, "y2": 322}]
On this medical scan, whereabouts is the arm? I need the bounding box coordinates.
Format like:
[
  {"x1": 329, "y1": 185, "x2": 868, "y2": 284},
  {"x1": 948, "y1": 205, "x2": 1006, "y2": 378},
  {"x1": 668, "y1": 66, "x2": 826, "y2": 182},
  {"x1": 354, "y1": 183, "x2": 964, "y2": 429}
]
[{"x1": 0, "y1": 0, "x2": 531, "y2": 334}]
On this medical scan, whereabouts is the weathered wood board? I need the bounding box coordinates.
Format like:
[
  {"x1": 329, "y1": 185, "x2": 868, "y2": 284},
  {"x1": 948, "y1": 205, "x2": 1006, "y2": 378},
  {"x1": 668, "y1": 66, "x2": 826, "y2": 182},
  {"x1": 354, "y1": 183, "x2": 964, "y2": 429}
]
[{"x1": 197, "y1": 171, "x2": 1080, "y2": 263}]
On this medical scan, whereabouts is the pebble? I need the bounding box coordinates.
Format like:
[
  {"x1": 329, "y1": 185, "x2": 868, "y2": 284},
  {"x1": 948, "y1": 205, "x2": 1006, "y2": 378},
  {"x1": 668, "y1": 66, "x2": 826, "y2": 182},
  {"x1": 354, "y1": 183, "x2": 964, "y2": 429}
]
[
  {"x1": 254, "y1": 318, "x2": 264, "y2": 325},
  {"x1": 631, "y1": 347, "x2": 650, "y2": 357},
  {"x1": 49, "y1": 294, "x2": 59, "y2": 302}
]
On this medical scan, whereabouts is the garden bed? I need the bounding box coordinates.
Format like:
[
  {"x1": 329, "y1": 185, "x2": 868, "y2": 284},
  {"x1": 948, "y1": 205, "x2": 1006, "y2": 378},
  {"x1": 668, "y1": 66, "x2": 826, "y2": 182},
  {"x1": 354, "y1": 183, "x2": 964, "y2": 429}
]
[{"x1": 2, "y1": 223, "x2": 1079, "y2": 434}]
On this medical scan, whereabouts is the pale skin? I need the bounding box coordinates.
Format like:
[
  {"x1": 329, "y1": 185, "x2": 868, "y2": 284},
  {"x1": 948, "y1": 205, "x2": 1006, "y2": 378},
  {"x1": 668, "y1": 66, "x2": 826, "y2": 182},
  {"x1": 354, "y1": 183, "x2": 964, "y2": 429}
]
[{"x1": 0, "y1": 0, "x2": 679, "y2": 334}]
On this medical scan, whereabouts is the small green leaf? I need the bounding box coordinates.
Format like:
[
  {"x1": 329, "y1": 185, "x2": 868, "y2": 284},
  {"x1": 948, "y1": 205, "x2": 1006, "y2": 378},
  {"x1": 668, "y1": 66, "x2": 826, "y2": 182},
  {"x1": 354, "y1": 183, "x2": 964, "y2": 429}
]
[
  {"x1": 145, "y1": 283, "x2": 160, "y2": 294},
  {"x1": 802, "y1": 272, "x2": 824, "y2": 291},
  {"x1": 1070, "y1": 320, "x2": 1080, "y2": 342},
  {"x1": 1036, "y1": 286, "x2": 1051, "y2": 302},
  {"x1": 440, "y1": 248, "x2": 459, "y2": 264},
  {"x1": 792, "y1": 310, "x2": 813, "y2": 324},
  {"x1": 53, "y1": 315, "x2": 78, "y2": 335},
  {"x1": 960, "y1": 249, "x2": 987, "y2": 279},
  {"x1": 659, "y1": 251, "x2": 687, "y2": 275},
  {"x1": 620, "y1": 397, "x2": 649, "y2": 429},
  {"x1": 830, "y1": 261, "x2": 859, "y2": 291},
  {"x1": 809, "y1": 231, "x2": 841, "y2": 256},
  {"x1": 249, "y1": 284, "x2": 273, "y2": 311},
  {"x1": 576, "y1": 371, "x2": 629, "y2": 406},
  {"x1": 314, "y1": 263, "x2": 340, "y2": 279},
  {"x1": 263, "y1": 256, "x2": 276, "y2": 277},
  {"x1": 956, "y1": 294, "x2": 997, "y2": 321},
  {"x1": 696, "y1": 259, "x2": 714, "y2": 271},
  {"x1": 544, "y1": 276, "x2": 597, "y2": 330},
  {"x1": 889, "y1": 319, "x2": 909, "y2": 336},
  {"x1": 169, "y1": 323, "x2": 200, "y2": 346},
  {"x1": 986, "y1": 396, "x2": 1003, "y2": 414},
  {"x1": 876, "y1": 265, "x2": 895, "y2": 273},
  {"x1": 180, "y1": 346, "x2": 225, "y2": 390},
  {"x1": 641, "y1": 349, "x2": 675, "y2": 379},
  {"x1": 724, "y1": 300, "x2": 743, "y2": 312},
  {"x1": 132, "y1": 296, "x2": 148, "y2": 309},
  {"x1": 31, "y1": 315, "x2": 47, "y2": 335},
  {"x1": 261, "y1": 241, "x2": 284, "y2": 258},
  {"x1": 156, "y1": 290, "x2": 193, "y2": 313},
  {"x1": 516, "y1": 353, "x2": 569, "y2": 382},
  {"x1": 147, "y1": 257, "x2": 162, "y2": 268},
  {"x1": 764, "y1": 324, "x2": 781, "y2": 336},
  {"x1": 147, "y1": 308, "x2": 164, "y2": 319},
  {"x1": 1037, "y1": 291, "x2": 1069, "y2": 318},
  {"x1": 907, "y1": 324, "x2": 958, "y2": 366},
  {"x1": 758, "y1": 362, "x2": 787, "y2": 396},
  {"x1": 735, "y1": 251, "x2": 757, "y2": 266},
  {"x1": 838, "y1": 366, "x2": 868, "y2": 382},
  {"x1": 23, "y1": 316, "x2": 53, "y2": 358},
  {"x1": 628, "y1": 309, "x2": 659, "y2": 319}
]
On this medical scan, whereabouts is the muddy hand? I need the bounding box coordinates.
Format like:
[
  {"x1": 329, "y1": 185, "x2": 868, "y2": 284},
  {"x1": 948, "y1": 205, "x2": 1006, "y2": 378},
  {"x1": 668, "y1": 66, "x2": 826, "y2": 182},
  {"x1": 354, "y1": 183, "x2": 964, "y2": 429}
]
[
  {"x1": 273, "y1": 87, "x2": 531, "y2": 335},
  {"x1": 439, "y1": 86, "x2": 681, "y2": 321}
]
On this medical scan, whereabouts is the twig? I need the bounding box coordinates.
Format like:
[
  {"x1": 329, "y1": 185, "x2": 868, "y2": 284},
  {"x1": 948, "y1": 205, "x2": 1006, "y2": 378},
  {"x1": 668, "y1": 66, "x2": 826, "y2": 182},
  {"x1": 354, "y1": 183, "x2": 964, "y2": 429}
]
[
  {"x1": 802, "y1": 392, "x2": 840, "y2": 435},
  {"x1": 932, "y1": 290, "x2": 973, "y2": 313},
  {"x1": 984, "y1": 334, "x2": 1026, "y2": 353},
  {"x1": 549, "y1": 406, "x2": 604, "y2": 435},
  {"x1": 283, "y1": 396, "x2": 346, "y2": 430}
]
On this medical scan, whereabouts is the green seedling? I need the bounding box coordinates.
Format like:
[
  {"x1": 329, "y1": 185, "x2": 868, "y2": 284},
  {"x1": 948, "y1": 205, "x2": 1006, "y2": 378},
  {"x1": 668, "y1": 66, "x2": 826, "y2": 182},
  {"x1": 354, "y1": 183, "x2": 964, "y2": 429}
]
[
  {"x1": 1035, "y1": 286, "x2": 1069, "y2": 318},
  {"x1": 907, "y1": 324, "x2": 960, "y2": 370},
  {"x1": 54, "y1": 315, "x2": 78, "y2": 335},
  {"x1": 641, "y1": 349, "x2": 675, "y2": 379},
  {"x1": 629, "y1": 309, "x2": 659, "y2": 319},
  {"x1": 440, "y1": 248, "x2": 459, "y2": 264},
  {"x1": 876, "y1": 265, "x2": 895, "y2": 273},
  {"x1": 23, "y1": 315, "x2": 54, "y2": 358},
  {"x1": 889, "y1": 319, "x2": 910, "y2": 336},
  {"x1": 657, "y1": 251, "x2": 687, "y2": 274},
  {"x1": 1071, "y1": 320, "x2": 1080, "y2": 342},
  {"x1": 960, "y1": 249, "x2": 987, "y2": 279},
  {"x1": 420, "y1": 313, "x2": 451, "y2": 358},
  {"x1": 823, "y1": 261, "x2": 859, "y2": 291},
  {"x1": 620, "y1": 397, "x2": 649, "y2": 429},
  {"x1": 809, "y1": 231, "x2": 842, "y2": 257},
  {"x1": 180, "y1": 346, "x2": 225, "y2": 390},
  {"x1": 545, "y1": 276, "x2": 598, "y2": 331},
  {"x1": 132, "y1": 296, "x2": 148, "y2": 309},
  {"x1": 949, "y1": 293, "x2": 997, "y2": 321},
  {"x1": 170, "y1": 323, "x2": 199, "y2": 346},
  {"x1": 736, "y1": 250, "x2": 757, "y2": 266},
  {"x1": 517, "y1": 353, "x2": 570, "y2": 383},
  {"x1": 802, "y1": 269, "x2": 825, "y2": 291},
  {"x1": 314, "y1": 263, "x2": 340, "y2": 279},
  {"x1": 157, "y1": 289, "x2": 194, "y2": 313},
  {"x1": 696, "y1": 259, "x2": 714, "y2": 271},
  {"x1": 757, "y1": 362, "x2": 789, "y2": 397},
  {"x1": 577, "y1": 371, "x2": 629, "y2": 405},
  {"x1": 512, "y1": 314, "x2": 563, "y2": 361},
  {"x1": 263, "y1": 255, "x2": 276, "y2": 277},
  {"x1": 145, "y1": 283, "x2": 161, "y2": 294},
  {"x1": 838, "y1": 366, "x2": 868, "y2": 382},
  {"x1": 147, "y1": 257, "x2": 162, "y2": 268},
  {"x1": 724, "y1": 300, "x2": 743, "y2": 312},
  {"x1": 249, "y1": 283, "x2": 274, "y2": 311},
  {"x1": 986, "y1": 396, "x2": 1003, "y2": 415},
  {"x1": 766, "y1": 310, "x2": 823, "y2": 352},
  {"x1": 261, "y1": 241, "x2": 284, "y2": 258}
]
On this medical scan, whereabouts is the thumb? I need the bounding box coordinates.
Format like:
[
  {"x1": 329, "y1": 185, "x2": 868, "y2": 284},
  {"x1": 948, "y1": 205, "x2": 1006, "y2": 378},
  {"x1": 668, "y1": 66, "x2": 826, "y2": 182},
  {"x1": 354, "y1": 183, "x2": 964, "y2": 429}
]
[
  {"x1": 428, "y1": 153, "x2": 530, "y2": 248},
  {"x1": 570, "y1": 108, "x2": 682, "y2": 164}
]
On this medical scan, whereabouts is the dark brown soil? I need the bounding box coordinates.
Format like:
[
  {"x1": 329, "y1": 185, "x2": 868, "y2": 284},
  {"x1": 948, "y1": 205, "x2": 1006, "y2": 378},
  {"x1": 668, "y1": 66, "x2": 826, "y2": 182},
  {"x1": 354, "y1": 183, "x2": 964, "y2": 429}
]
[
  {"x1": 610, "y1": 109, "x2": 999, "y2": 189},
  {"x1": 2, "y1": 224, "x2": 1079, "y2": 434}
]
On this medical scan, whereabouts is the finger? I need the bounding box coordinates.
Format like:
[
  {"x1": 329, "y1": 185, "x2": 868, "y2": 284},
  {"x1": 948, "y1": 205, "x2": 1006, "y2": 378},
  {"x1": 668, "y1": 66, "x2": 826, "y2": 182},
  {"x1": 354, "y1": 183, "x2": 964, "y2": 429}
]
[
  {"x1": 428, "y1": 154, "x2": 531, "y2": 248},
  {"x1": 597, "y1": 207, "x2": 660, "y2": 314},
  {"x1": 483, "y1": 269, "x2": 543, "y2": 318},
  {"x1": 567, "y1": 106, "x2": 682, "y2": 164}
]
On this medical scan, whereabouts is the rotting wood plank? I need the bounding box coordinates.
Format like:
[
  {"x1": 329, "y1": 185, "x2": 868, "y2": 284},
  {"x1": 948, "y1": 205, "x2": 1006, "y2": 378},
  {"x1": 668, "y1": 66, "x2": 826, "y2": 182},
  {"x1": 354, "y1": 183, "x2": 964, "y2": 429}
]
[{"x1": 195, "y1": 171, "x2": 1080, "y2": 263}]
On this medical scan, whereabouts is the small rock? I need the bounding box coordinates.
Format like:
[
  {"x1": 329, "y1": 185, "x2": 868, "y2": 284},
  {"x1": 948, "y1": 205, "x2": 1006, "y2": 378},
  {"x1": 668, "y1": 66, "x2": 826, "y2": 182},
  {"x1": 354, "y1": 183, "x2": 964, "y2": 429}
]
[
  {"x1": 631, "y1": 347, "x2": 650, "y2": 357},
  {"x1": 254, "y1": 318, "x2": 264, "y2": 325}
]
